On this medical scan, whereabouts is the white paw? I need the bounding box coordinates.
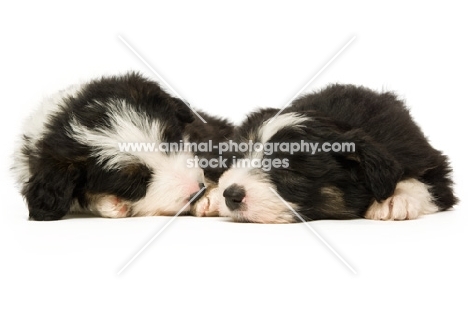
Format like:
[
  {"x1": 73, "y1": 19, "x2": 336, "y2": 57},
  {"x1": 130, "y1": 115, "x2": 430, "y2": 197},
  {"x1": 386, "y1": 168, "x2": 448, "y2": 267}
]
[
  {"x1": 365, "y1": 179, "x2": 438, "y2": 221},
  {"x1": 191, "y1": 186, "x2": 222, "y2": 217},
  {"x1": 366, "y1": 194, "x2": 424, "y2": 220},
  {"x1": 91, "y1": 195, "x2": 130, "y2": 218}
]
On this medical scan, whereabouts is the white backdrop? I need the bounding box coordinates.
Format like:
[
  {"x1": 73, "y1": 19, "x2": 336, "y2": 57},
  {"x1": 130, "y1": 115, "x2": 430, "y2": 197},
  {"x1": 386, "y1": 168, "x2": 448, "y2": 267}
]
[{"x1": 1, "y1": 1, "x2": 467, "y2": 309}]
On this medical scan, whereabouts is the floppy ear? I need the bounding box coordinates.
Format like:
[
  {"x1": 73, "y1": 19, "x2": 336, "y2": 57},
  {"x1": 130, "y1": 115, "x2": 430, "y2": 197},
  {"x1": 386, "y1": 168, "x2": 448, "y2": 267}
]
[
  {"x1": 23, "y1": 162, "x2": 80, "y2": 220},
  {"x1": 85, "y1": 159, "x2": 152, "y2": 201},
  {"x1": 303, "y1": 114, "x2": 403, "y2": 201},
  {"x1": 330, "y1": 128, "x2": 403, "y2": 201},
  {"x1": 172, "y1": 98, "x2": 195, "y2": 124}
]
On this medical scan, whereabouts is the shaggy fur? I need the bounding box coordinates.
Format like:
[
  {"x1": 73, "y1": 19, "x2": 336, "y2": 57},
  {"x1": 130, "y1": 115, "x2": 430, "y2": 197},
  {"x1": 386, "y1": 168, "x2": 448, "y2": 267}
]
[
  {"x1": 12, "y1": 72, "x2": 235, "y2": 220},
  {"x1": 203, "y1": 84, "x2": 458, "y2": 223}
]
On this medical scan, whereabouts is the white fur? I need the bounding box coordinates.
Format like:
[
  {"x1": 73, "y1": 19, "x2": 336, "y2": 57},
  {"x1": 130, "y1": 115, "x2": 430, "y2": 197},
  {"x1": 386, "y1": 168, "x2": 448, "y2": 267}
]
[
  {"x1": 12, "y1": 84, "x2": 82, "y2": 185},
  {"x1": 199, "y1": 113, "x2": 307, "y2": 222},
  {"x1": 88, "y1": 195, "x2": 130, "y2": 218},
  {"x1": 67, "y1": 98, "x2": 164, "y2": 169},
  {"x1": 191, "y1": 181, "x2": 221, "y2": 217},
  {"x1": 258, "y1": 113, "x2": 308, "y2": 144},
  {"x1": 69, "y1": 194, "x2": 131, "y2": 218},
  {"x1": 67, "y1": 99, "x2": 205, "y2": 216},
  {"x1": 14, "y1": 88, "x2": 205, "y2": 218},
  {"x1": 247, "y1": 113, "x2": 308, "y2": 159},
  {"x1": 132, "y1": 153, "x2": 204, "y2": 216},
  {"x1": 365, "y1": 178, "x2": 438, "y2": 220},
  {"x1": 212, "y1": 162, "x2": 298, "y2": 223},
  {"x1": 24, "y1": 84, "x2": 82, "y2": 144}
]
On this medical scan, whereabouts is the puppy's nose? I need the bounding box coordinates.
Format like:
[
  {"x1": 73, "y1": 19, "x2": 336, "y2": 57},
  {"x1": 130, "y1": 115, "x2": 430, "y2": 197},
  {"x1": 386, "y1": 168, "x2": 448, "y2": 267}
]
[
  {"x1": 223, "y1": 184, "x2": 245, "y2": 211},
  {"x1": 189, "y1": 183, "x2": 206, "y2": 204}
]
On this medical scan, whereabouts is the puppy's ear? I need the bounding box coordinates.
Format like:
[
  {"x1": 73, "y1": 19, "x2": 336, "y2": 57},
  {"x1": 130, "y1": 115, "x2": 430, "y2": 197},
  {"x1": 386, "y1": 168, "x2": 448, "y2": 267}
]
[
  {"x1": 23, "y1": 163, "x2": 80, "y2": 220},
  {"x1": 172, "y1": 98, "x2": 195, "y2": 124},
  {"x1": 305, "y1": 115, "x2": 403, "y2": 201},
  {"x1": 86, "y1": 160, "x2": 152, "y2": 201},
  {"x1": 336, "y1": 129, "x2": 403, "y2": 201}
]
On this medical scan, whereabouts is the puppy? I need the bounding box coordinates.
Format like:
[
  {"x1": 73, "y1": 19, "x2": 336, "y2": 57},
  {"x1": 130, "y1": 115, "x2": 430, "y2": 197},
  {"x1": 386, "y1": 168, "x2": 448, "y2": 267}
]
[
  {"x1": 202, "y1": 84, "x2": 458, "y2": 223},
  {"x1": 12, "y1": 72, "x2": 234, "y2": 220}
]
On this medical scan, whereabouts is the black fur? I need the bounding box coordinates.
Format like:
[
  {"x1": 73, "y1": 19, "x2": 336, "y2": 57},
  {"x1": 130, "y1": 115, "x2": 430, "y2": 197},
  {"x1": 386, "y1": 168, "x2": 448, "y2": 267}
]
[
  {"x1": 15, "y1": 72, "x2": 235, "y2": 220},
  {"x1": 19, "y1": 73, "x2": 187, "y2": 220},
  {"x1": 186, "y1": 111, "x2": 238, "y2": 181},
  {"x1": 235, "y1": 84, "x2": 457, "y2": 220}
]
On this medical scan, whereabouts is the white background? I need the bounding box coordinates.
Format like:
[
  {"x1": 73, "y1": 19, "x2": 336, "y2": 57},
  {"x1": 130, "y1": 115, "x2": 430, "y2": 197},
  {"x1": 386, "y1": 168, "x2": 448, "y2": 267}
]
[{"x1": 1, "y1": 1, "x2": 467, "y2": 309}]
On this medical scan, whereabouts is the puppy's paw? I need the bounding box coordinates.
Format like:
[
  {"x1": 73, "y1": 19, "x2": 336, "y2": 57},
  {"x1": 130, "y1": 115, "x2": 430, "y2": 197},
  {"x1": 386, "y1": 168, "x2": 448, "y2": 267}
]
[
  {"x1": 191, "y1": 186, "x2": 221, "y2": 217},
  {"x1": 366, "y1": 194, "x2": 421, "y2": 220},
  {"x1": 365, "y1": 178, "x2": 438, "y2": 221},
  {"x1": 92, "y1": 195, "x2": 130, "y2": 218}
]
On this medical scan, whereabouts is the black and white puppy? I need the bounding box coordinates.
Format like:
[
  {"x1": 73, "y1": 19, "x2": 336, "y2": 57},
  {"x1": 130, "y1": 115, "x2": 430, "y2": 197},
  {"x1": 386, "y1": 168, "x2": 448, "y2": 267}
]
[
  {"x1": 12, "y1": 72, "x2": 234, "y2": 220},
  {"x1": 202, "y1": 84, "x2": 458, "y2": 223}
]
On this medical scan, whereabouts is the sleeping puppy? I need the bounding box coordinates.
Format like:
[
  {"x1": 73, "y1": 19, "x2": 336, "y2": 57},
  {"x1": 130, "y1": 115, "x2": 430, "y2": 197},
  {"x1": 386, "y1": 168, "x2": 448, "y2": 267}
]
[
  {"x1": 12, "y1": 72, "x2": 234, "y2": 220},
  {"x1": 201, "y1": 84, "x2": 458, "y2": 223}
]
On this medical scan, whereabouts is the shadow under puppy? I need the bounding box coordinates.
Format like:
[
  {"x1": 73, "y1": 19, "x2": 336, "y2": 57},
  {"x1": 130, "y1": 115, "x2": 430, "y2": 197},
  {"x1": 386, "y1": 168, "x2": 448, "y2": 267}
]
[
  {"x1": 12, "y1": 72, "x2": 235, "y2": 220},
  {"x1": 201, "y1": 84, "x2": 458, "y2": 223}
]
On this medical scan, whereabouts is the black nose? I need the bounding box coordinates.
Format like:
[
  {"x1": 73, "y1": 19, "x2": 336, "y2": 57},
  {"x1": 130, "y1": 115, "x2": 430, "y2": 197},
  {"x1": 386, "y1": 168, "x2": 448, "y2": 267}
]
[{"x1": 223, "y1": 184, "x2": 245, "y2": 211}]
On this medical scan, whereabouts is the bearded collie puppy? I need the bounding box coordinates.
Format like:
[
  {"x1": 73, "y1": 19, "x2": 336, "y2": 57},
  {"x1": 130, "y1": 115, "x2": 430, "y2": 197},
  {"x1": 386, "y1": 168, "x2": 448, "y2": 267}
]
[
  {"x1": 201, "y1": 84, "x2": 457, "y2": 223},
  {"x1": 12, "y1": 72, "x2": 235, "y2": 220}
]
